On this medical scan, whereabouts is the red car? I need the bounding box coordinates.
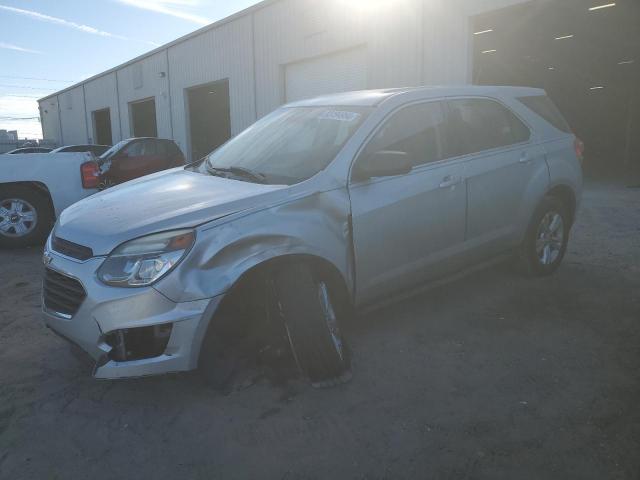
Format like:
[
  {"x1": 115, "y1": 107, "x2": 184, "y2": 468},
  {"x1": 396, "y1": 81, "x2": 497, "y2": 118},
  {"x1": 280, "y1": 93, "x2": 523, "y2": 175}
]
[{"x1": 98, "y1": 137, "x2": 185, "y2": 188}]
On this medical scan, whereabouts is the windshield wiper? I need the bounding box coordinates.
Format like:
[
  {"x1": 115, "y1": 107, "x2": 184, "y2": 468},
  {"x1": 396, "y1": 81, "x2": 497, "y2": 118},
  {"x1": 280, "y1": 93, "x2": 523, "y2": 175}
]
[{"x1": 207, "y1": 165, "x2": 267, "y2": 183}]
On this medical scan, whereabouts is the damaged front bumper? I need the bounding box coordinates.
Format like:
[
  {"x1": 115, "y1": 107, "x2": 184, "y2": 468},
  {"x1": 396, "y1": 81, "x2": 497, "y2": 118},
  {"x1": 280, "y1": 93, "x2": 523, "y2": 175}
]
[{"x1": 42, "y1": 250, "x2": 222, "y2": 379}]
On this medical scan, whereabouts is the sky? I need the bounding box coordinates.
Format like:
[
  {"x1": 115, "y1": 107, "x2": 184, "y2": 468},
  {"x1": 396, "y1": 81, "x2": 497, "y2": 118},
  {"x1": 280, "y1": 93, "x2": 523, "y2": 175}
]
[{"x1": 0, "y1": 0, "x2": 261, "y2": 139}]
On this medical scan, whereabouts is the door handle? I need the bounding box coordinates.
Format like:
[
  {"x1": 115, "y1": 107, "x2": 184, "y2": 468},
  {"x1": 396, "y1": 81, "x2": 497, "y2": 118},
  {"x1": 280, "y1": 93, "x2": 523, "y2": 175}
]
[
  {"x1": 518, "y1": 152, "x2": 530, "y2": 164},
  {"x1": 439, "y1": 175, "x2": 462, "y2": 188}
]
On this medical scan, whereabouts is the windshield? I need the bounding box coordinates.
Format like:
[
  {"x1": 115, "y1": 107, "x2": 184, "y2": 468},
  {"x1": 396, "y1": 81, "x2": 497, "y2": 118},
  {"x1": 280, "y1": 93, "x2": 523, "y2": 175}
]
[
  {"x1": 99, "y1": 140, "x2": 129, "y2": 161},
  {"x1": 201, "y1": 106, "x2": 370, "y2": 185}
]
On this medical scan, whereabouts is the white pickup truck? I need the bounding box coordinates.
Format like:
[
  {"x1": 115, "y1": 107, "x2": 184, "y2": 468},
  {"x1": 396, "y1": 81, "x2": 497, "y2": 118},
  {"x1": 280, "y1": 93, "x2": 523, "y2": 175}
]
[{"x1": 0, "y1": 152, "x2": 100, "y2": 247}]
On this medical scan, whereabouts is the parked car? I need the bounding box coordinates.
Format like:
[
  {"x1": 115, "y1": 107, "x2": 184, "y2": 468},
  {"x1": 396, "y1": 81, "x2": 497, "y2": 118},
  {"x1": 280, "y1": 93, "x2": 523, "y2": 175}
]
[
  {"x1": 97, "y1": 137, "x2": 185, "y2": 187},
  {"x1": 0, "y1": 152, "x2": 100, "y2": 247},
  {"x1": 42, "y1": 86, "x2": 582, "y2": 385},
  {"x1": 50, "y1": 144, "x2": 111, "y2": 156},
  {"x1": 6, "y1": 147, "x2": 52, "y2": 154}
]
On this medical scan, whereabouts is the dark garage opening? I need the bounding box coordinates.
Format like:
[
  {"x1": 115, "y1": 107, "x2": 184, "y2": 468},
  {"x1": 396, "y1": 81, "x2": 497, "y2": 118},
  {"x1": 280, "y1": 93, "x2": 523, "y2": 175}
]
[
  {"x1": 472, "y1": 0, "x2": 640, "y2": 181},
  {"x1": 130, "y1": 98, "x2": 158, "y2": 138},
  {"x1": 187, "y1": 79, "x2": 231, "y2": 161},
  {"x1": 92, "y1": 108, "x2": 112, "y2": 146}
]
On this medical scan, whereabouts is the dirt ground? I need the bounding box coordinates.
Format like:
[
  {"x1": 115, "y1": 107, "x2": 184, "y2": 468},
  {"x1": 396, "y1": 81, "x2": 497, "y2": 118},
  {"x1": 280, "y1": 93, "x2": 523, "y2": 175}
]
[{"x1": 1, "y1": 181, "x2": 638, "y2": 480}]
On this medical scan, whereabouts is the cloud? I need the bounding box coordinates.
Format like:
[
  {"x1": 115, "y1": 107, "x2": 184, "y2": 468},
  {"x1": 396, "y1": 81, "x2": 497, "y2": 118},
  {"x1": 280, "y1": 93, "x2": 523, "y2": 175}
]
[
  {"x1": 0, "y1": 4, "x2": 158, "y2": 46},
  {"x1": 114, "y1": 0, "x2": 211, "y2": 25},
  {"x1": 0, "y1": 42, "x2": 42, "y2": 54}
]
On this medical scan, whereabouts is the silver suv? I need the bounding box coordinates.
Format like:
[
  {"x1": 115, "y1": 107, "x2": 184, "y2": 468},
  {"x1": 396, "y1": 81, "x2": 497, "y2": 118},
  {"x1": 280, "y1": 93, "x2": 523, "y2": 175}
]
[{"x1": 42, "y1": 86, "x2": 583, "y2": 385}]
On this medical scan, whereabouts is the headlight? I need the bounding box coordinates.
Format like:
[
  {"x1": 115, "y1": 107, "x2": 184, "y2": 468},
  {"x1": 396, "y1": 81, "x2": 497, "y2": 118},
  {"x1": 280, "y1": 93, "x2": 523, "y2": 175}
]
[{"x1": 97, "y1": 229, "x2": 195, "y2": 287}]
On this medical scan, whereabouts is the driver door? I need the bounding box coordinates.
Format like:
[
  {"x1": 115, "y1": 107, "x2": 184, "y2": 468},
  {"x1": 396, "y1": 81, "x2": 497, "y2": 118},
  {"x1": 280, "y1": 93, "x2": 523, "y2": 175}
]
[{"x1": 349, "y1": 101, "x2": 467, "y2": 306}]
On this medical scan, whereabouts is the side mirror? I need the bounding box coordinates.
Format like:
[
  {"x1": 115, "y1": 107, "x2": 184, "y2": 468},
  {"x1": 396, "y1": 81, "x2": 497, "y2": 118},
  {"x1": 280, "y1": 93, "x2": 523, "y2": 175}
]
[{"x1": 352, "y1": 150, "x2": 412, "y2": 182}]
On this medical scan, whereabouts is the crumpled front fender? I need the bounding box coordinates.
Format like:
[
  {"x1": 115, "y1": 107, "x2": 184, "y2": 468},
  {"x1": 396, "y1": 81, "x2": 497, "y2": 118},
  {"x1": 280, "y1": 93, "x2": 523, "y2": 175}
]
[{"x1": 153, "y1": 189, "x2": 353, "y2": 304}]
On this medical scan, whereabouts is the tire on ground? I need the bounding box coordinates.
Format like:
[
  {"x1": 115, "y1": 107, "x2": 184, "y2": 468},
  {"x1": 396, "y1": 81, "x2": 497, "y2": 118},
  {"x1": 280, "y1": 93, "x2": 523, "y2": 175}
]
[
  {"x1": 274, "y1": 262, "x2": 351, "y2": 386},
  {"x1": 518, "y1": 195, "x2": 570, "y2": 277},
  {"x1": 0, "y1": 184, "x2": 53, "y2": 248}
]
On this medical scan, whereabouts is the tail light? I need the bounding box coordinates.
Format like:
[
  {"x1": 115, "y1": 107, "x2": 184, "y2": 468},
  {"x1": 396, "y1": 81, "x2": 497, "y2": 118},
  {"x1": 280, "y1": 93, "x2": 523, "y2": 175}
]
[
  {"x1": 81, "y1": 161, "x2": 100, "y2": 189},
  {"x1": 574, "y1": 137, "x2": 585, "y2": 164}
]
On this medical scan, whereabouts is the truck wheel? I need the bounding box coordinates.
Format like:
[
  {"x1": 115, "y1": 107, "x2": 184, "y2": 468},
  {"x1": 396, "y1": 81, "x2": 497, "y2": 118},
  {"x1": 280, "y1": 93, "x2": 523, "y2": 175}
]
[
  {"x1": 274, "y1": 263, "x2": 351, "y2": 387},
  {"x1": 518, "y1": 196, "x2": 570, "y2": 276},
  {"x1": 0, "y1": 185, "x2": 53, "y2": 248}
]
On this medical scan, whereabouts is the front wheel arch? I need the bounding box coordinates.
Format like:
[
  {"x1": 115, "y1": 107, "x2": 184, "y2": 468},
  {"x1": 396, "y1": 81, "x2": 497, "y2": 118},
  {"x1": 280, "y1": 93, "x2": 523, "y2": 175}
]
[{"x1": 196, "y1": 254, "x2": 353, "y2": 386}]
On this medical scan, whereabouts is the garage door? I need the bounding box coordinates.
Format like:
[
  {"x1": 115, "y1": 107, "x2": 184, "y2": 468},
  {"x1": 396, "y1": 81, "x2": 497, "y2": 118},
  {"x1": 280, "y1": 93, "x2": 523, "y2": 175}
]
[{"x1": 285, "y1": 48, "x2": 368, "y2": 103}]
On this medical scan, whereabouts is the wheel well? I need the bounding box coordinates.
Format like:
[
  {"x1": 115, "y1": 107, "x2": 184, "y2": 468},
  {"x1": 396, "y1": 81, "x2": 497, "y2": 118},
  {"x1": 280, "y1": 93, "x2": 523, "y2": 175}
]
[
  {"x1": 546, "y1": 185, "x2": 577, "y2": 224},
  {"x1": 197, "y1": 254, "x2": 352, "y2": 375},
  {"x1": 200, "y1": 255, "x2": 352, "y2": 353},
  {"x1": 0, "y1": 181, "x2": 55, "y2": 218},
  {"x1": 228, "y1": 254, "x2": 352, "y2": 311}
]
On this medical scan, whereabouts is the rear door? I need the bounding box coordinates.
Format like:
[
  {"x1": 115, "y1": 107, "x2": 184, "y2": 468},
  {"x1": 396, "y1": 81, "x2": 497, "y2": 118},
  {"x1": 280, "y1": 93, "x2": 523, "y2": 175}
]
[
  {"x1": 110, "y1": 140, "x2": 157, "y2": 182},
  {"x1": 157, "y1": 140, "x2": 183, "y2": 169},
  {"x1": 166, "y1": 141, "x2": 185, "y2": 166},
  {"x1": 349, "y1": 100, "x2": 467, "y2": 305},
  {"x1": 444, "y1": 97, "x2": 546, "y2": 256}
]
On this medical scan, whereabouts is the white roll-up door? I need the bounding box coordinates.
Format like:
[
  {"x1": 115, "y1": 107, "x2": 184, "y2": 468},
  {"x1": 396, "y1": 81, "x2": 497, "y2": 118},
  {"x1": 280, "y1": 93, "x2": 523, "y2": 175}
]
[{"x1": 285, "y1": 48, "x2": 368, "y2": 103}]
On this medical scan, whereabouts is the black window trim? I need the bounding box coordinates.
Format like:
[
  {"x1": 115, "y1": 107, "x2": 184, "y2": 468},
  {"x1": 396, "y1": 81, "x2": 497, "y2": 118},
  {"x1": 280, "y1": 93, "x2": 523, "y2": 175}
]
[
  {"x1": 516, "y1": 94, "x2": 572, "y2": 134},
  {"x1": 349, "y1": 98, "x2": 450, "y2": 184},
  {"x1": 349, "y1": 95, "x2": 534, "y2": 185},
  {"x1": 441, "y1": 95, "x2": 533, "y2": 162}
]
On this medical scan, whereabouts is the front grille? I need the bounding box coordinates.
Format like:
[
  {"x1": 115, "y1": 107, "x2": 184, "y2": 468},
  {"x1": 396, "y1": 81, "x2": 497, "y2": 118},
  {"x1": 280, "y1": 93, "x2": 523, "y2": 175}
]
[
  {"x1": 51, "y1": 235, "x2": 93, "y2": 261},
  {"x1": 43, "y1": 268, "x2": 86, "y2": 317}
]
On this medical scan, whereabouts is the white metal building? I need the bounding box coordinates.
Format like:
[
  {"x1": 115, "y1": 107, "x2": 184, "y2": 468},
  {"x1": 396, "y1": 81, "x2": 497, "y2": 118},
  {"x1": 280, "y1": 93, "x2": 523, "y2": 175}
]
[{"x1": 38, "y1": 0, "x2": 640, "y2": 172}]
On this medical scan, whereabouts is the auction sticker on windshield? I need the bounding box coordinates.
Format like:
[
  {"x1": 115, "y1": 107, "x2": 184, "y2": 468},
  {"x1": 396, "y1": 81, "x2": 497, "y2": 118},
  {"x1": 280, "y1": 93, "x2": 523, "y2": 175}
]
[{"x1": 318, "y1": 110, "x2": 362, "y2": 122}]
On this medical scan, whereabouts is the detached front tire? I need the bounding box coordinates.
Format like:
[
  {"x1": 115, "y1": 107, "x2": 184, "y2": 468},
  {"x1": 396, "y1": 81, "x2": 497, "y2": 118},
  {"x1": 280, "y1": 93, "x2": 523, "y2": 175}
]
[
  {"x1": 274, "y1": 263, "x2": 351, "y2": 387},
  {"x1": 519, "y1": 196, "x2": 570, "y2": 276},
  {"x1": 0, "y1": 185, "x2": 53, "y2": 248}
]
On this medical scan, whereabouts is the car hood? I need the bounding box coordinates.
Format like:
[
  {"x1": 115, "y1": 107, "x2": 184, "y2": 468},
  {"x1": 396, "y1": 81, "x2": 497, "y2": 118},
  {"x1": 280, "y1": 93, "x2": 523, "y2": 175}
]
[{"x1": 56, "y1": 168, "x2": 288, "y2": 255}]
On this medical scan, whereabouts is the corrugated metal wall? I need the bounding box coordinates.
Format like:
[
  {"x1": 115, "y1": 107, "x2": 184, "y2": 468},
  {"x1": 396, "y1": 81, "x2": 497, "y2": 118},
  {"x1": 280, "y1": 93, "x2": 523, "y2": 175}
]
[
  {"x1": 57, "y1": 87, "x2": 87, "y2": 145},
  {"x1": 167, "y1": 14, "x2": 255, "y2": 158},
  {"x1": 117, "y1": 51, "x2": 172, "y2": 142},
  {"x1": 38, "y1": 0, "x2": 529, "y2": 154},
  {"x1": 83, "y1": 73, "x2": 121, "y2": 144},
  {"x1": 39, "y1": 96, "x2": 60, "y2": 143}
]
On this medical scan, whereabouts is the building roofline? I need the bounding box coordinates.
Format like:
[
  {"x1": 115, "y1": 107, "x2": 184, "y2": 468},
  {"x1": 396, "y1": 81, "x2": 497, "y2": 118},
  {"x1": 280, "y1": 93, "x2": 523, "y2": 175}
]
[{"x1": 38, "y1": 0, "x2": 279, "y2": 103}]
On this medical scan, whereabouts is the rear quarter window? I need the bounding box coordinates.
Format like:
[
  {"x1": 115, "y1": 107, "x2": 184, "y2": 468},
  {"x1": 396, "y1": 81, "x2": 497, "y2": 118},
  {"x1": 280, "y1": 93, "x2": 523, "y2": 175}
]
[
  {"x1": 517, "y1": 95, "x2": 572, "y2": 133},
  {"x1": 444, "y1": 98, "x2": 531, "y2": 158}
]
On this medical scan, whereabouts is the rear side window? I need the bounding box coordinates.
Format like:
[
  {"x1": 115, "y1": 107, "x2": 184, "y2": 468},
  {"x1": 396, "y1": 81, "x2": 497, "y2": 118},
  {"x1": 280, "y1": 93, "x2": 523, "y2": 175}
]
[
  {"x1": 123, "y1": 141, "x2": 144, "y2": 156},
  {"x1": 444, "y1": 98, "x2": 531, "y2": 158},
  {"x1": 168, "y1": 142, "x2": 182, "y2": 156},
  {"x1": 156, "y1": 141, "x2": 168, "y2": 156},
  {"x1": 517, "y1": 95, "x2": 571, "y2": 133},
  {"x1": 364, "y1": 101, "x2": 447, "y2": 167},
  {"x1": 141, "y1": 140, "x2": 158, "y2": 156}
]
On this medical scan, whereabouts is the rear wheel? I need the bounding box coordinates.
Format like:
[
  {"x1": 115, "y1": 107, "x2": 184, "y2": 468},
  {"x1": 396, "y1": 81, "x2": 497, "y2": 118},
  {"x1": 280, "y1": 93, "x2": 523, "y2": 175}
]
[
  {"x1": 274, "y1": 263, "x2": 351, "y2": 387},
  {"x1": 0, "y1": 185, "x2": 52, "y2": 248},
  {"x1": 519, "y1": 196, "x2": 570, "y2": 276}
]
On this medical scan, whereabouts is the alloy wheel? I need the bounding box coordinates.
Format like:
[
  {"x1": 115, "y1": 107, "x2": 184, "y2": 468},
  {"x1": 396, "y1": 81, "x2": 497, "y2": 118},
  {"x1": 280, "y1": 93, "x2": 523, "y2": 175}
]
[
  {"x1": 0, "y1": 198, "x2": 38, "y2": 238},
  {"x1": 317, "y1": 281, "x2": 344, "y2": 361},
  {"x1": 536, "y1": 211, "x2": 564, "y2": 265}
]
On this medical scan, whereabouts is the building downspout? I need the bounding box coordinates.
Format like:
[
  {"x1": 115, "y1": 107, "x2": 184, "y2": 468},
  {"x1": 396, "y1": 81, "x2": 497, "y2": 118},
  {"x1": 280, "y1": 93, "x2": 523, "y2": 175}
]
[
  {"x1": 420, "y1": 0, "x2": 426, "y2": 85},
  {"x1": 82, "y1": 84, "x2": 90, "y2": 142},
  {"x1": 251, "y1": 12, "x2": 259, "y2": 122},
  {"x1": 56, "y1": 95, "x2": 64, "y2": 146},
  {"x1": 115, "y1": 70, "x2": 123, "y2": 141},
  {"x1": 165, "y1": 48, "x2": 175, "y2": 139}
]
